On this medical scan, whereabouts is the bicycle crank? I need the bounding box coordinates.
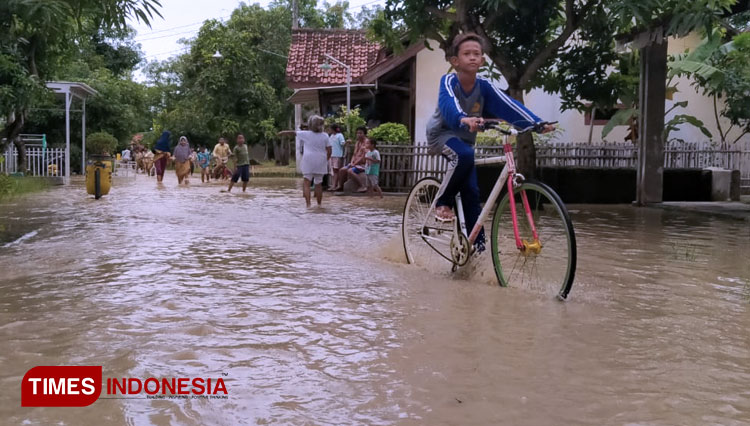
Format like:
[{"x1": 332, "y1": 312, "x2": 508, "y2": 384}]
[{"x1": 450, "y1": 231, "x2": 471, "y2": 266}]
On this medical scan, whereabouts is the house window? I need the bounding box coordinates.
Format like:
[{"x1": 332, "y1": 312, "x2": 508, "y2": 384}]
[{"x1": 584, "y1": 104, "x2": 626, "y2": 125}]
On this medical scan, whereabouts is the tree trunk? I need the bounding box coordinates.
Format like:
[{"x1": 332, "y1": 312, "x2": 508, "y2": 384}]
[
  {"x1": 274, "y1": 137, "x2": 290, "y2": 166},
  {"x1": 272, "y1": 139, "x2": 285, "y2": 165},
  {"x1": 2, "y1": 112, "x2": 27, "y2": 174},
  {"x1": 507, "y1": 88, "x2": 537, "y2": 179},
  {"x1": 636, "y1": 40, "x2": 668, "y2": 205},
  {"x1": 13, "y1": 138, "x2": 26, "y2": 175}
]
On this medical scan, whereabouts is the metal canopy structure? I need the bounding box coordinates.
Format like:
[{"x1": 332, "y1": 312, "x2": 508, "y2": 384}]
[
  {"x1": 287, "y1": 84, "x2": 376, "y2": 105},
  {"x1": 46, "y1": 81, "x2": 98, "y2": 183}
]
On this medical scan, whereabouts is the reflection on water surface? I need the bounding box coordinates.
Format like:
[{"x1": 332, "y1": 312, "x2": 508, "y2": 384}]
[{"x1": 0, "y1": 177, "x2": 748, "y2": 425}]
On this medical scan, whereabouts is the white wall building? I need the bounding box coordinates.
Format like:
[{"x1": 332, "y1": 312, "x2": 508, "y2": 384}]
[{"x1": 413, "y1": 36, "x2": 746, "y2": 146}]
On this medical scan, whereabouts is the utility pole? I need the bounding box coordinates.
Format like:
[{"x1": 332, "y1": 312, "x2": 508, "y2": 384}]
[
  {"x1": 292, "y1": 0, "x2": 299, "y2": 29},
  {"x1": 292, "y1": 0, "x2": 303, "y2": 171}
]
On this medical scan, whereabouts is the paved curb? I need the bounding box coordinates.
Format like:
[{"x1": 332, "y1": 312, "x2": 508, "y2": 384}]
[{"x1": 648, "y1": 201, "x2": 750, "y2": 222}]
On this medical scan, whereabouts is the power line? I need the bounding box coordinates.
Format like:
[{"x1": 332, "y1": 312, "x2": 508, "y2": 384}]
[
  {"x1": 136, "y1": 28, "x2": 202, "y2": 42},
  {"x1": 135, "y1": 1, "x2": 384, "y2": 42},
  {"x1": 144, "y1": 46, "x2": 190, "y2": 59},
  {"x1": 136, "y1": 0, "x2": 386, "y2": 59},
  {"x1": 134, "y1": 15, "x2": 231, "y2": 38},
  {"x1": 347, "y1": 0, "x2": 384, "y2": 11}
]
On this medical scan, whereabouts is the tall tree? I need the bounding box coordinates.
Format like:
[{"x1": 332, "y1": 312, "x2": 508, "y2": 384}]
[
  {"x1": 373, "y1": 0, "x2": 740, "y2": 176},
  {"x1": 0, "y1": 0, "x2": 162, "y2": 171},
  {"x1": 373, "y1": 0, "x2": 604, "y2": 176},
  {"x1": 148, "y1": 4, "x2": 293, "y2": 151},
  {"x1": 670, "y1": 30, "x2": 750, "y2": 144}
]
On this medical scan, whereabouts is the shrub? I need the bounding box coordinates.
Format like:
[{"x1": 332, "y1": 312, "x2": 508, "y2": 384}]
[
  {"x1": 368, "y1": 122, "x2": 410, "y2": 145},
  {"x1": 86, "y1": 131, "x2": 118, "y2": 156},
  {"x1": 324, "y1": 106, "x2": 366, "y2": 141},
  {"x1": 475, "y1": 123, "x2": 564, "y2": 145}
]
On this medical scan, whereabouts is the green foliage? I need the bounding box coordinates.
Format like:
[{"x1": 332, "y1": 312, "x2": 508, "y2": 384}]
[
  {"x1": 665, "y1": 114, "x2": 712, "y2": 142},
  {"x1": 476, "y1": 128, "x2": 509, "y2": 146},
  {"x1": 86, "y1": 131, "x2": 118, "y2": 155},
  {"x1": 148, "y1": 4, "x2": 293, "y2": 147},
  {"x1": 368, "y1": 122, "x2": 410, "y2": 144},
  {"x1": 671, "y1": 31, "x2": 750, "y2": 142},
  {"x1": 324, "y1": 107, "x2": 366, "y2": 141},
  {"x1": 375, "y1": 0, "x2": 609, "y2": 96},
  {"x1": 611, "y1": 0, "x2": 736, "y2": 38},
  {"x1": 602, "y1": 108, "x2": 638, "y2": 139},
  {"x1": 271, "y1": 0, "x2": 376, "y2": 29},
  {"x1": 0, "y1": 175, "x2": 48, "y2": 200},
  {"x1": 474, "y1": 122, "x2": 564, "y2": 146},
  {"x1": 0, "y1": 0, "x2": 163, "y2": 146}
]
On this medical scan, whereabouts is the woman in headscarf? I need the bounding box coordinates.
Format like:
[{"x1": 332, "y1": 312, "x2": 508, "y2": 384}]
[
  {"x1": 173, "y1": 136, "x2": 192, "y2": 185},
  {"x1": 153, "y1": 130, "x2": 172, "y2": 183}
]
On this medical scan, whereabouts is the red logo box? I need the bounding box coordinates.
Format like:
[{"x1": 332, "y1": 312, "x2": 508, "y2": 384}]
[{"x1": 22, "y1": 366, "x2": 102, "y2": 407}]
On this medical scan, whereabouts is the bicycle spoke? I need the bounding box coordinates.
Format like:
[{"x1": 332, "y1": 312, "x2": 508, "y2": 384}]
[
  {"x1": 491, "y1": 181, "x2": 576, "y2": 298},
  {"x1": 403, "y1": 178, "x2": 455, "y2": 268}
]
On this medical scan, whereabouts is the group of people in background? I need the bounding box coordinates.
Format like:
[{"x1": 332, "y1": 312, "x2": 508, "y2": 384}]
[
  {"x1": 122, "y1": 118, "x2": 383, "y2": 207},
  {"x1": 295, "y1": 116, "x2": 382, "y2": 207},
  {"x1": 129, "y1": 131, "x2": 250, "y2": 192}
]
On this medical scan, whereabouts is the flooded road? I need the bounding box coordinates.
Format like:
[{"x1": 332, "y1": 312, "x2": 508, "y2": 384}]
[{"x1": 1, "y1": 175, "x2": 749, "y2": 425}]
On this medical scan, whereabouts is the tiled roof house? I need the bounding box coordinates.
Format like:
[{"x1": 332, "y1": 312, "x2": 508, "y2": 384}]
[
  {"x1": 286, "y1": 29, "x2": 382, "y2": 88},
  {"x1": 286, "y1": 28, "x2": 438, "y2": 141}
]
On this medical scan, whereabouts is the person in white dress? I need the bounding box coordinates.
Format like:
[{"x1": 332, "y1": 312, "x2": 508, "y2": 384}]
[{"x1": 296, "y1": 115, "x2": 332, "y2": 207}]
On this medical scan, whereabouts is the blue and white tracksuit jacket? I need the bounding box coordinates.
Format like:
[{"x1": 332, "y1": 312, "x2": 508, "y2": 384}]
[{"x1": 425, "y1": 73, "x2": 545, "y2": 246}]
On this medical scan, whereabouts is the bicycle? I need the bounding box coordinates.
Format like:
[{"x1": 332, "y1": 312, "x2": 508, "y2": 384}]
[{"x1": 401, "y1": 121, "x2": 576, "y2": 300}]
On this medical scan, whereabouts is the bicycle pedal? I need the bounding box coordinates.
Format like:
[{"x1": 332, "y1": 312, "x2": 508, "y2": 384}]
[{"x1": 434, "y1": 215, "x2": 455, "y2": 223}]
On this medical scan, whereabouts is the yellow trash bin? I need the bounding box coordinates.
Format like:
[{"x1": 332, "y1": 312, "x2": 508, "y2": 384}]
[{"x1": 86, "y1": 157, "x2": 112, "y2": 199}]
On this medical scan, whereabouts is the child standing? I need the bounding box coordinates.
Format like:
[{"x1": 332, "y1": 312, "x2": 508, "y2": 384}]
[
  {"x1": 426, "y1": 33, "x2": 553, "y2": 252},
  {"x1": 197, "y1": 146, "x2": 211, "y2": 183},
  {"x1": 327, "y1": 124, "x2": 346, "y2": 190},
  {"x1": 226, "y1": 134, "x2": 250, "y2": 193},
  {"x1": 365, "y1": 139, "x2": 383, "y2": 198}
]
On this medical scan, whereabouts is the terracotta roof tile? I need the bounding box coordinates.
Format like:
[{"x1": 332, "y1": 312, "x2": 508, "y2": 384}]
[{"x1": 286, "y1": 29, "x2": 381, "y2": 88}]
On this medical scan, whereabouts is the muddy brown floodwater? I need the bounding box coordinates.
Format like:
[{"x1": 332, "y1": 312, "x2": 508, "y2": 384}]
[{"x1": 0, "y1": 176, "x2": 749, "y2": 425}]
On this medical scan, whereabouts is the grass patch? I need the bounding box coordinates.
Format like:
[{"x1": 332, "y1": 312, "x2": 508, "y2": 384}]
[
  {"x1": 0, "y1": 175, "x2": 50, "y2": 200},
  {"x1": 252, "y1": 160, "x2": 300, "y2": 178}
]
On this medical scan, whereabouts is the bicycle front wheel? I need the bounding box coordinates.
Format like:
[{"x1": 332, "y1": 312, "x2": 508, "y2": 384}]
[
  {"x1": 402, "y1": 177, "x2": 453, "y2": 266},
  {"x1": 490, "y1": 180, "x2": 576, "y2": 299}
]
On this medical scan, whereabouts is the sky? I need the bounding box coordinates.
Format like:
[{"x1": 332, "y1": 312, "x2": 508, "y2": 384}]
[{"x1": 127, "y1": 0, "x2": 386, "y2": 68}]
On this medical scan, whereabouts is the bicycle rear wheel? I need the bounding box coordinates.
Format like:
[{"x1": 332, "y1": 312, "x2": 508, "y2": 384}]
[
  {"x1": 402, "y1": 177, "x2": 454, "y2": 266},
  {"x1": 490, "y1": 180, "x2": 576, "y2": 299}
]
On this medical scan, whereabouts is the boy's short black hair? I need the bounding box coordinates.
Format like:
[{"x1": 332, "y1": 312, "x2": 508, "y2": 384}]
[
  {"x1": 451, "y1": 33, "x2": 486, "y2": 57},
  {"x1": 356, "y1": 126, "x2": 368, "y2": 135},
  {"x1": 369, "y1": 139, "x2": 377, "y2": 147}
]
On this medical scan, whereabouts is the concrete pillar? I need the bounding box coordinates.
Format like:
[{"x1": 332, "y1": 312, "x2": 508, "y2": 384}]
[
  {"x1": 705, "y1": 167, "x2": 732, "y2": 201},
  {"x1": 294, "y1": 103, "x2": 302, "y2": 172},
  {"x1": 82, "y1": 98, "x2": 86, "y2": 173},
  {"x1": 636, "y1": 40, "x2": 668, "y2": 205},
  {"x1": 65, "y1": 90, "x2": 71, "y2": 184}
]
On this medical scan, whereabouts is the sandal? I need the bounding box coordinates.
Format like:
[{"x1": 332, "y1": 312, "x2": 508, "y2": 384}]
[{"x1": 434, "y1": 206, "x2": 455, "y2": 222}]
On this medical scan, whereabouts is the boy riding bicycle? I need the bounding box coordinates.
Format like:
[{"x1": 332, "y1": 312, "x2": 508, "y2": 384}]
[{"x1": 426, "y1": 33, "x2": 554, "y2": 253}]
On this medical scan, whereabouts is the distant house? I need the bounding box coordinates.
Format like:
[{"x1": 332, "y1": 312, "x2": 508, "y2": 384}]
[
  {"x1": 286, "y1": 28, "x2": 441, "y2": 140},
  {"x1": 287, "y1": 30, "x2": 744, "y2": 146}
]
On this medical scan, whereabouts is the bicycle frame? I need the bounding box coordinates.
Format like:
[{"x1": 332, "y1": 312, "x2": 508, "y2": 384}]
[
  {"x1": 472, "y1": 145, "x2": 536, "y2": 250},
  {"x1": 424, "y1": 131, "x2": 540, "y2": 253}
]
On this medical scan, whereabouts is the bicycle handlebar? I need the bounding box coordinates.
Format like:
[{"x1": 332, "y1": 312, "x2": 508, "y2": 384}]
[{"x1": 478, "y1": 121, "x2": 558, "y2": 135}]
